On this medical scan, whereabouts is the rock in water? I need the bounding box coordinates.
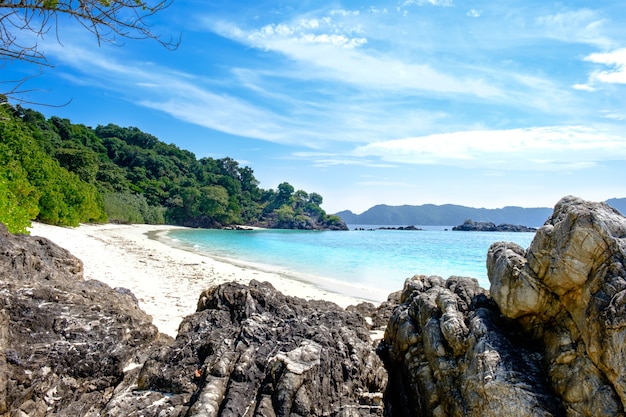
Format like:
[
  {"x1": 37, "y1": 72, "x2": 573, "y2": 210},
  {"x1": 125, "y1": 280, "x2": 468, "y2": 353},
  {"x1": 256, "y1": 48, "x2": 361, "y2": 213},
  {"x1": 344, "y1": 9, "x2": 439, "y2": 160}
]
[
  {"x1": 377, "y1": 275, "x2": 564, "y2": 417},
  {"x1": 107, "y1": 280, "x2": 387, "y2": 416},
  {"x1": 488, "y1": 196, "x2": 626, "y2": 415},
  {"x1": 0, "y1": 223, "x2": 167, "y2": 416}
]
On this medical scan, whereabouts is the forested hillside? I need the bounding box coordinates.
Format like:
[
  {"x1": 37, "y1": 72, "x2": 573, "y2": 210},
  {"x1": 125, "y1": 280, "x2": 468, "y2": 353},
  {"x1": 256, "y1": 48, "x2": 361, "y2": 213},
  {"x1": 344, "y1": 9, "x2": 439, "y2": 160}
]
[{"x1": 0, "y1": 102, "x2": 346, "y2": 233}]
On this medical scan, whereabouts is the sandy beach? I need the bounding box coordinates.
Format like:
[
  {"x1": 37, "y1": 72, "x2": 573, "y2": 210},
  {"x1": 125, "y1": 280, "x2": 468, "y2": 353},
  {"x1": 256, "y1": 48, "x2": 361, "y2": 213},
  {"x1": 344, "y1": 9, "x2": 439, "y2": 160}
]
[{"x1": 28, "y1": 222, "x2": 368, "y2": 338}]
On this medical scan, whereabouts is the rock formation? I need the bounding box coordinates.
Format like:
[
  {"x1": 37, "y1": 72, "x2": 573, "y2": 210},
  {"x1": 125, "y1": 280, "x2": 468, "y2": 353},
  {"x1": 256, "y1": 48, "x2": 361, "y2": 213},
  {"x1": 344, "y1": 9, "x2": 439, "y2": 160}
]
[
  {"x1": 0, "y1": 223, "x2": 168, "y2": 416},
  {"x1": 488, "y1": 196, "x2": 626, "y2": 416},
  {"x1": 3, "y1": 195, "x2": 626, "y2": 417},
  {"x1": 377, "y1": 275, "x2": 564, "y2": 417},
  {"x1": 0, "y1": 223, "x2": 386, "y2": 416},
  {"x1": 452, "y1": 220, "x2": 536, "y2": 232},
  {"x1": 380, "y1": 196, "x2": 626, "y2": 416},
  {"x1": 107, "y1": 280, "x2": 387, "y2": 416}
]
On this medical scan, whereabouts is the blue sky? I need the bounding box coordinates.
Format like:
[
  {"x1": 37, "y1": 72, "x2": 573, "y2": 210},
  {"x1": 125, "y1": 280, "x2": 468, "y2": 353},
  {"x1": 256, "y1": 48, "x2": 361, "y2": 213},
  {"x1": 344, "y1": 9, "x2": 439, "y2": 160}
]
[{"x1": 5, "y1": 0, "x2": 626, "y2": 214}]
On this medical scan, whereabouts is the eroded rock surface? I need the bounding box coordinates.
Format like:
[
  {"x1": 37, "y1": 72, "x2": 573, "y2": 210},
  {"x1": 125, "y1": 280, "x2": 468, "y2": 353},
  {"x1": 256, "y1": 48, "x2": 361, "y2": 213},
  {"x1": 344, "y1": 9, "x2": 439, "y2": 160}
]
[
  {"x1": 378, "y1": 196, "x2": 626, "y2": 417},
  {"x1": 0, "y1": 223, "x2": 167, "y2": 416},
  {"x1": 108, "y1": 280, "x2": 387, "y2": 416},
  {"x1": 377, "y1": 275, "x2": 563, "y2": 417},
  {"x1": 488, "y1": 196, "x2": 626, "y2": 416},
  {"x1": 4, "y1": 195, "x2": 626, "y2": 417}
]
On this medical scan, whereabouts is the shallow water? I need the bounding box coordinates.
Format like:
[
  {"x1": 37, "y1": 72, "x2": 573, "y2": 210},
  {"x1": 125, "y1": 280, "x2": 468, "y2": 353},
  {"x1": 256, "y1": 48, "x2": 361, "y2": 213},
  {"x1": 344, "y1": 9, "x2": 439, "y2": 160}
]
[{"x1": 167, "y1": 225, "x2": 535, "y2": 302}]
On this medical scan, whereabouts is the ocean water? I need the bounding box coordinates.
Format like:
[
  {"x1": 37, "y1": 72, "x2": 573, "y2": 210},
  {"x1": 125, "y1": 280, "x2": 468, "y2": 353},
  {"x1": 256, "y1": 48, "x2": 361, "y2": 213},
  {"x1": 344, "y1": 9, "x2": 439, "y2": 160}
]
[{"x1": 166, "y1": 226, "x2": 536, "y2": 303}]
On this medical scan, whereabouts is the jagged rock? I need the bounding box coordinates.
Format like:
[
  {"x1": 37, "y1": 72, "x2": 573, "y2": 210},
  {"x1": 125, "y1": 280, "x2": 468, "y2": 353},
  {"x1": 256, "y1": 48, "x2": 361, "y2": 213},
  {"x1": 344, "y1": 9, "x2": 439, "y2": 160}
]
[
  {"x1": 487, "y1": 196, "x2": 626, "y2": 415},
  {"x1": 377, "y1": 274, "x2": 563, "y2": 417},
  {"x1": 378, "y1": 196, "x2": 626, "y2": 416},
  {"x1": 106, "y1": 280, "x2": 387, "y2": 416},
  {"x1": 0, "y1": 223, "x2": 167, "y2": 416}
]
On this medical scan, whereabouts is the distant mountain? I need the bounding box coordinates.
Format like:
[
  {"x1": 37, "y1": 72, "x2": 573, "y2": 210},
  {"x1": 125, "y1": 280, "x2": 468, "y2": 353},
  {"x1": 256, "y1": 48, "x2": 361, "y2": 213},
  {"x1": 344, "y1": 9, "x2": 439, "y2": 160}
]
[{"x1": 336, "y1": 198, "x2": 626, "y2": 227}]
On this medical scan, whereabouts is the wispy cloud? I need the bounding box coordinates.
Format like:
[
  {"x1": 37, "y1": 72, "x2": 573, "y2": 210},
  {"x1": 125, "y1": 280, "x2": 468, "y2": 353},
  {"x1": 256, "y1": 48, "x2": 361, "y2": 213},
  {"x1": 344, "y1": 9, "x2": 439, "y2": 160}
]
[
  {"x1": 208, "y1": 14, "x2": 507, "y2": 99},
  {"x1": 402, "y1": 0, "x2": 454, "y2": 7},
  {"x1": 36, "y1": 2, "x2": 626, "y2": 162},
  {"x1": 585, "y1": 48, "x2": 626, "y2": 84},
  {"x1": 352, "y1": 126, "x2": 626, "y2": 170},
  {"x1": 290, "y1": 152, "x2": 397, "y2": 168},
  {"x1": 534, "y1": 9, "x2": 610, "y2": 47}
]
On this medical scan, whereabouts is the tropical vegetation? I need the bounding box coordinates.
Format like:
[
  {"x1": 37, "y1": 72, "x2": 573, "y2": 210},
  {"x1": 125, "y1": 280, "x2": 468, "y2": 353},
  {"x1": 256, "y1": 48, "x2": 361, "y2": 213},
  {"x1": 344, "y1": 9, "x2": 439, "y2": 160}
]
[{"x1": 0, "y1": 100, "x2": 346, "y2": 233}]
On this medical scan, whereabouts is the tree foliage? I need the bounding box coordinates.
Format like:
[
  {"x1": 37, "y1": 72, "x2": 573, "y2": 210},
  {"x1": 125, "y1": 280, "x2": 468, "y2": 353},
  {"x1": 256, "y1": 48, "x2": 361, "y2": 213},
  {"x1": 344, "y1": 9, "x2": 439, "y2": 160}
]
[
  {"x1": 0, "y1": 102, "x2": 347, "y2": 232},
  {"x1": 0, "y1": 102, "x2": 107, "y2": 232}
]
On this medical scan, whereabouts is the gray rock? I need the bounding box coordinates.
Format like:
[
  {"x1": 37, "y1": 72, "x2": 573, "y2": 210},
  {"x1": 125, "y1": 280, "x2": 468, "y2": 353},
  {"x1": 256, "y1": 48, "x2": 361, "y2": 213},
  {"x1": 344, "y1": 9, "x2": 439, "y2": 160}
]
[
  {"x1": 0, "y1": 223, "x2": 168, "y2": 416},
  {"x1": 488, "y1": 196, "x2": 626, "y2": 415},
  {"x1": 377, "y1": 275, "x2": 563, "y2": 417},
  {"x1": 378, "y1": 196, "x2": 626, "y2": 417},
  {"x1": 109, "y1": 280, "x2": 387, "y2": 416}
]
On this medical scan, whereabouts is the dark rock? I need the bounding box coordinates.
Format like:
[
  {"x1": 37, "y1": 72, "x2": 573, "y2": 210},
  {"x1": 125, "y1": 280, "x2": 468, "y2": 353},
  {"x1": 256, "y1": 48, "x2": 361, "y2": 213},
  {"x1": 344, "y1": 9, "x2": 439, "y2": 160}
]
[
  {"x1": 0, "y1": 223, "x2": 168, "y2": 416},
  {"x1": 452, "y1": 220, "x2": 536, "y2": 232},
  {"x1": 107, "y1": 280, "x2": 387, "y2": 416}
]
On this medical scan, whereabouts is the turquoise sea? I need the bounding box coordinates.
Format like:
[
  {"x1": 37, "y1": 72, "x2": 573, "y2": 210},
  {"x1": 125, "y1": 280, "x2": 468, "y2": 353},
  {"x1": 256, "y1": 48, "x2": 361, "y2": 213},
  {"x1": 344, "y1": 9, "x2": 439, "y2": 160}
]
[{"x1": 166, "y1": 226, "x2": 536, "y2": 303}]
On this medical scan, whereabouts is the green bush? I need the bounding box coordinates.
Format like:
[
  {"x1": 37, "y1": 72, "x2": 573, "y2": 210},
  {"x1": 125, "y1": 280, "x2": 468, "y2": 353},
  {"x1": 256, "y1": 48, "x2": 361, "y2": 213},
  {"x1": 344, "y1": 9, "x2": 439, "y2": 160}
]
[
  {"x1": 104, "y1": 192, "x2": 164, "y2": 224},
  {"x1": 0, "y1": 161, "x2": 40, "y2": 234}
]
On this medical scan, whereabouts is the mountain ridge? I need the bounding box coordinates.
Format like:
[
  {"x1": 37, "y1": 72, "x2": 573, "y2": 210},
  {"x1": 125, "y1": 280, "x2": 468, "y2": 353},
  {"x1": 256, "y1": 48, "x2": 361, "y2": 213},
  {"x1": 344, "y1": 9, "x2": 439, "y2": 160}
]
[{"x1": 336, "y1": 197, "x2": 626, "y2": 227}]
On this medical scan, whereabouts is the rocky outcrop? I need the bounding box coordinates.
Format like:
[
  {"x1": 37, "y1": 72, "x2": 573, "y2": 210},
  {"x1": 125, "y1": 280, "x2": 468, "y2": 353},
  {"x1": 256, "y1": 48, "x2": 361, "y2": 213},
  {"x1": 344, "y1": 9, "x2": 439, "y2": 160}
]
[
  {"x1": 4, "y1": 195, "x2": 626, "y2": 417},
  {"x1": 488, "y1": 196, "x2": 626, "y2": 415},
  {"x1": 380, "y1": 196, "x2": 626, "y2": 416},
  {"x1": 377, "y1": 275, "x2": 563, "y2": 417},
  {"x1": 107, "y1": 280, "x2": 387, "y2": 416},
  {"x1": 0, "y1": 222, "x2": 386, "y2": 416},
  {"x1": 0, "y1": 223, "x2": 168, "y2": 416},
  {"x1": 452, "y1": 220, "x2": 536, "y2": 232}
]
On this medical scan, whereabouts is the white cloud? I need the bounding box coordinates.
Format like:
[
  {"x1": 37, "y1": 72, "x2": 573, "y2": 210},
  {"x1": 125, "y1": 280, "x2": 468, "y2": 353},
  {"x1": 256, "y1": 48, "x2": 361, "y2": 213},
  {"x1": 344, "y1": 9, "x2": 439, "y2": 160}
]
[
  {"x1": 352, "y1": 126, "x2": 626, "y2": 170},
  {"x1": 213, "y1": 20, "x2": 504, "y2": 98},
  {"x1": 247, "y1": 17, "x2": 366, "y2": 50},
  {"x1": 601, "y1": 111, "x2": 626, "y2": 120},
  {"x1": 330, "y1": 9, "x2": 360, "y2": 17},
  {"x1": 402, "y1": 0, "x2": 453, "y2": 7},
  {"x1": 298, "y1": 33, "x2": 367, "y2": 48},
  {"x1": 291, "y1": 152, "x2": 397, "y2": 168},
  {"x1": 585, "y1": 48, "x2": 626, "y2": 84},
  {"x1": 572, "y1": 83, "x2": 596, "y2": 92},
  {"x1": 467, "y1": 9, "x2": 481, "y2": 18},
  {"x1": 535, "y1": 9, "x2": 610, "y2": 47}
]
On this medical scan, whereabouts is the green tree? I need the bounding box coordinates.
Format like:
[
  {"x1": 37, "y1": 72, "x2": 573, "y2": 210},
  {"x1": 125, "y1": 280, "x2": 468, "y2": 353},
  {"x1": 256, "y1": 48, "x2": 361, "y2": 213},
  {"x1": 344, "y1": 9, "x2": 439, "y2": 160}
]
[
  {"x1": 0, "y1": 160, "x2": 40, "y2": 233},
  {"x1": 0, "y1": 103, "x2": 106, "y2": 227}
]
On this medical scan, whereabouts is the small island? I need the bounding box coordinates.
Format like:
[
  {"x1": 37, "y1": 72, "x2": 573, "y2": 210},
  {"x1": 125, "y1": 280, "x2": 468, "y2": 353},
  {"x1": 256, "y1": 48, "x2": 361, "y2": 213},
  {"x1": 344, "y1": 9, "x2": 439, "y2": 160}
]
[{"x1": 452, "y1": 219, "x2": 537, "y2": 232}]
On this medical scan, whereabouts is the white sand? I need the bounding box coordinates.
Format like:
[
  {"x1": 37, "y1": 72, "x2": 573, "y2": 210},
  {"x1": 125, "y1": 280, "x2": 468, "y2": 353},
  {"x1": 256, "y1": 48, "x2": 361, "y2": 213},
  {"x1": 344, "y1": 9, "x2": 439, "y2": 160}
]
[{"x1": 28, "y1": 222, "x2": 369, "y2": 338}]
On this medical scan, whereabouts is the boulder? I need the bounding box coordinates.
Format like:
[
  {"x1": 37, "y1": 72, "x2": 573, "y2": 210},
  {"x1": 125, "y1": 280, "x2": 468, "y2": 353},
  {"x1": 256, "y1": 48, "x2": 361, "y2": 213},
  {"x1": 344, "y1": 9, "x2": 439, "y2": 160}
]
[
  {"x1": 0, "y1": 222, "x2": 386, "y2": 416},
  {"x1": 106, "y1": 280, "x2": 387, "y2": 416},
  {"x1": 487, "y1": 196, "x2": 626, "y2": 415},
  {"x1": 0, "y1": 223, "x2": 167, "y2": 416},
  {"x1": 378, "y1": 197, "x2": 626, "y2": 416},
  {"x1": 377, "y1": 275, "x2": 563, "y2": 417}
]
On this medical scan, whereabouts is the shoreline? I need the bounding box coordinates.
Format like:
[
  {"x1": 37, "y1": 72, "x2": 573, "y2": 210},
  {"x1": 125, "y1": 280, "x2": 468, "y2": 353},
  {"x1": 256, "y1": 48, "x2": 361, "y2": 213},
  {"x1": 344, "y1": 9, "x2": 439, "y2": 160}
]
[{"x1": 28, "y1": 222, "x2": 372, "y2": 338}]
